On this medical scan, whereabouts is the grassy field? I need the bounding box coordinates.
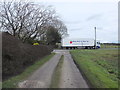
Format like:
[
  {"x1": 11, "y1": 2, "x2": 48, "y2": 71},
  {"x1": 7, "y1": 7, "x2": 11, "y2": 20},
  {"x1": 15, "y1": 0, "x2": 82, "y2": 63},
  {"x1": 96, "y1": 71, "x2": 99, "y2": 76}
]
[
  {"x1": 2, "y1": 53, "x2": 55, "y2": 88},
  {"x1": 50, "y1": 55, "x2": 64, "y2": 88},
  {"x1": 70, "y1": 49, "x2": 119, "y2": 88},
  {"x1": 101, "y1": 44, "x2": 119, "y2": 48}
]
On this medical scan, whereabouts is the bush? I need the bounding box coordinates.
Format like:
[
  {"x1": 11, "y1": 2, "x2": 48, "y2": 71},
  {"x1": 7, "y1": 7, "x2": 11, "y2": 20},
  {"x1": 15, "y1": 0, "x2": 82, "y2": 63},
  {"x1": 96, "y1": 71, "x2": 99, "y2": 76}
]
[{"x1": 2, "y1": 32, "x2": 53, "y2": 80}]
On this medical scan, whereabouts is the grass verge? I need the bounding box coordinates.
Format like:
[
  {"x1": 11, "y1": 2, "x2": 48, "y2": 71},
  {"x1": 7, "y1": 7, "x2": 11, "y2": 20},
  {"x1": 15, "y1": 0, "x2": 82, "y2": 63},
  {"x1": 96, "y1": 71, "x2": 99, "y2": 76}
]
[
  {"x1": 50, "y1": 55, "x2": 64, "y2": 88},
  {"x1": 70, "y1": 49, "x2": 119, "y2": 88},
  {"x1": 2, "y1": 53, "x2": 55, "y2": 88},
  {"x1": 101, "y1": 44, "x2": 119, "y2": 48}
]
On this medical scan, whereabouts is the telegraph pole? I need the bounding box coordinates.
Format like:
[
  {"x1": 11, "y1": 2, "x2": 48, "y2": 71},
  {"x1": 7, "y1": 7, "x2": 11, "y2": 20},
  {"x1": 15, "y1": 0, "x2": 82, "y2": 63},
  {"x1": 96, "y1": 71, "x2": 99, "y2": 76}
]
[{"x1": 94, "y1": 27, "x2": 96, "y2": 49}]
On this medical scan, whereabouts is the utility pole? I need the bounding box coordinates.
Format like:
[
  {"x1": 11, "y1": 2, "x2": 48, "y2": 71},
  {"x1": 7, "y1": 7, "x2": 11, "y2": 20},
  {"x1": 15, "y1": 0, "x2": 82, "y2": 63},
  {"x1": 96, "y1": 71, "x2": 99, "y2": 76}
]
[{"x1": 94, "y1": 27, "x2": 96, "y2": 49}]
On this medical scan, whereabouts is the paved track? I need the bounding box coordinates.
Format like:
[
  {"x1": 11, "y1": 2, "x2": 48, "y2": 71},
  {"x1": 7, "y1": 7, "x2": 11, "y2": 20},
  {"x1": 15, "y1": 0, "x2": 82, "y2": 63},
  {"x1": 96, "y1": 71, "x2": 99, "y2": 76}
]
[
  {"x1": 59, "y1": 50, "x2": 89, "y2": 88},
  {"x1": 19, "y1": 53, "x2": 62, "y2": 88},
  {"x1": 19, "y1": 50, "x2": 89, "y2": 88}
]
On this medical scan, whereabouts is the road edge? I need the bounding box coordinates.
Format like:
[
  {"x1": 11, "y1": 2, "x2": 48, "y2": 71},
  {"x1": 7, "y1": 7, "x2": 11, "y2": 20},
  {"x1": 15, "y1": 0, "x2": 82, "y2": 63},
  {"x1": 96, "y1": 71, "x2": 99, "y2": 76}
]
[{"x1": 70, "y1": 52, "x2": 93, "y2": 89}]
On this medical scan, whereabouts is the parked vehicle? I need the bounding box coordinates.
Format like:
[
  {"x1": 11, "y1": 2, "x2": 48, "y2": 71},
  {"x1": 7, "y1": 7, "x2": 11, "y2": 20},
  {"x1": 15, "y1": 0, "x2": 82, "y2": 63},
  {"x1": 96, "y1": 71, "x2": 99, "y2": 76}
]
[{"x1": 61, "y1": 38, "x2": 100, "y2": 49}]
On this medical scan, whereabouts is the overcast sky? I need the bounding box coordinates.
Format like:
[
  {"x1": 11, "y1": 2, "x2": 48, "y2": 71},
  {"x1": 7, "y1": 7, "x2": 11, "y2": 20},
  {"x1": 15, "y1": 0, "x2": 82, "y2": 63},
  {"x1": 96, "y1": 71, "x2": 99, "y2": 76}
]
[
  {"x1": 45, "y1": 0, "x2": 118, "y2": 43},
  {"x1": 2, "y1": 0, "x2": 119, "y2": 43}
]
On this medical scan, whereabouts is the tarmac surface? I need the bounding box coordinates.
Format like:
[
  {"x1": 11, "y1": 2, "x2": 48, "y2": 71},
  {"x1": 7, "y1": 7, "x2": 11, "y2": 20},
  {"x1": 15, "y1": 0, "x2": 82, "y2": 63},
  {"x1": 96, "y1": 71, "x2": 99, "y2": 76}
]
[
  {"x1": 18, "y1": 50, "x2": 89, "y2": 88},
  {"x1": 59, "y1": 50, "x2": 89, "y2": 88}
]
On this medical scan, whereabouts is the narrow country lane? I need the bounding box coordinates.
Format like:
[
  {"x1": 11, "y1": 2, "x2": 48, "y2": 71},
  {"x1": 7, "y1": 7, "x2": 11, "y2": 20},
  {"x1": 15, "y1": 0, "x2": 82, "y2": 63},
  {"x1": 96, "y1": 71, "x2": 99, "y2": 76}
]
[
  {"x1": 19, "y1": 50, "x2": 89, "y2": 88},
  {"x1": 59, "y1": 50, "x2": 89, "y2": 88},
  {"x1": 19, "y1": 53, "x2": 62, "y2": 88}
]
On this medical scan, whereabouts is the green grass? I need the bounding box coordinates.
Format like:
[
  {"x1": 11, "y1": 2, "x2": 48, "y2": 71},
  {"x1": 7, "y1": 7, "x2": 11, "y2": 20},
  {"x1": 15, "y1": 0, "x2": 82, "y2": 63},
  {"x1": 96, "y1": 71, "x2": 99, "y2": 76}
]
[
  {"x1": 2, "y1": 53, "x2": 55, "y2": 88},
  {"x1": 50, "y1": 55, "x2": 64, "y2": 88},
  {"x1": 70, "y1": 49, "x2": 119, "y2": 88},
  {"x1": 101, "y1": 44, "x2": 119, "y2": 48}
]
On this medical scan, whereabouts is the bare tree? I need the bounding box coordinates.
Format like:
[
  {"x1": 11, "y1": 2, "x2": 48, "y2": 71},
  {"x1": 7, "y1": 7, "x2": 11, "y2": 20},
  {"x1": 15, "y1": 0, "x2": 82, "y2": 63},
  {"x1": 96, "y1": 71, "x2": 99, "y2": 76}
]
[
  {"x1": 45, "y1": 18, "x2": 68, "y2": 37},
  {"x1": 0, "y1": 1, "x2": 68, "y2": 43}
]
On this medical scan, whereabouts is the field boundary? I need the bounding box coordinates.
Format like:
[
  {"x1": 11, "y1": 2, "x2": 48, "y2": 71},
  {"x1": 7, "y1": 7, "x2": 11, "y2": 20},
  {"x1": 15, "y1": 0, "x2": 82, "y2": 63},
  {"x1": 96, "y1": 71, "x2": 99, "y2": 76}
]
[
  {"x1": 70, "y1": 52, "x2": 93, "y2": 88},
  {"x1": 70, "y1": 50, "x2": 118, "y2": 88}
]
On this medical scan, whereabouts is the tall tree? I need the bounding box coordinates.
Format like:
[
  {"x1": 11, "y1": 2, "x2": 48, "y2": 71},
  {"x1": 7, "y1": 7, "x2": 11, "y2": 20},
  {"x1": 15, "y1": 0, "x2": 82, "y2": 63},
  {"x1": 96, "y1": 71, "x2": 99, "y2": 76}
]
[
  {"x1": 46, "y1": 26, "x2": 61, "y2": 45},
  {"x1": 0, "y1": 1, "x2": 68, "y2": 43}
]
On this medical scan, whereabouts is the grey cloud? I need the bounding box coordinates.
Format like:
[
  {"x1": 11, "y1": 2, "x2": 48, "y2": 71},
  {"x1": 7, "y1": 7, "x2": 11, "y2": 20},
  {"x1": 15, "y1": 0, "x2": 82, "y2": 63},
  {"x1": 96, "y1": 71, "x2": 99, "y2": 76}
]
[
  {"x1": 69, "y1": 28, "x2": 83, "y2": 31},
  {"x1": 64, "y1": 21, "x2": 81, "y2": 24},
  {"x1": 86, "y1": 14, "x2": 103, "y2": 21}
]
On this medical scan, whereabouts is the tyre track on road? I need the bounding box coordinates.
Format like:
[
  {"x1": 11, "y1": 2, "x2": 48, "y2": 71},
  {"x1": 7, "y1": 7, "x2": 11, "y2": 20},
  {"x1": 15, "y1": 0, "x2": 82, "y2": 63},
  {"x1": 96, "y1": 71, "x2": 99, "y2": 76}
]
[
  {"x1": 19, "y1": 53, "x2": 62, "y2": 88},
  {"x1": 59, "y1": 50, "x2": 89, "y2": 88},
  {"x1": 19, "y1": 50, "x2": 89, "y2": 88}
]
